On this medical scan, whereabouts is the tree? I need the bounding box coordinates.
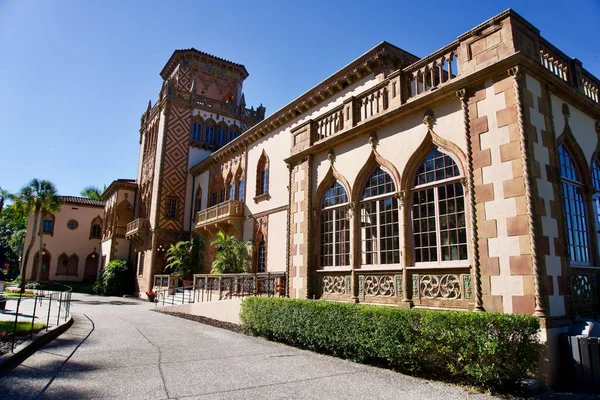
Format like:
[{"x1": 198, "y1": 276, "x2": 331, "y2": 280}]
[
  {"x1": 165, "y1": 236, "x2": 203, "y2": 280},
  {"x1": 0, "y1": 187, "x2": 10, "y2": 214},
  {"x1": 94, "y1": 259, "x2": 131, "y2": 296},
  {"x1": 210, "y1": 231, "x2": 250, "y2": 274},
  {"x1": 12, "y1": 179, "x2": 61, "y2": 291},
  {"x1": 80, "y1": 185, "x2": 106, "y2": 201},
  {"x1": 0, "y1": 204, "x2": 27, "y2": 280}
]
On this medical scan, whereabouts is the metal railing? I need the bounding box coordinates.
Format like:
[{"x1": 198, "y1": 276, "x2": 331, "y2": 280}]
[
  {"x1": 1, "y1": 284, "x2": 73, "y2": 353},
  {"x1": 154, "y1": 272, "x2": 286, "y2": 306}
]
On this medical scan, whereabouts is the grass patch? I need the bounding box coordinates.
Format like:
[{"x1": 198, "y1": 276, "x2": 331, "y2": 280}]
[
  {"x1": 0, "y1": 321, "x2": 46, "y2": 336},
  {"x1": 2, "y1": 291, "x2": 36, "y2": 297}
]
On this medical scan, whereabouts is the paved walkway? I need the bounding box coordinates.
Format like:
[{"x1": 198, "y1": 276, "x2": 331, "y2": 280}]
[{"x1": 0, "y1": 293, "x2": 495, "y2": 399}]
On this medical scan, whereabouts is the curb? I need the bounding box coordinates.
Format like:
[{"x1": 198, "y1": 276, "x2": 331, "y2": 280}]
[{"x1": 0, "y1": 317, "x2": 74, "y2": 374}]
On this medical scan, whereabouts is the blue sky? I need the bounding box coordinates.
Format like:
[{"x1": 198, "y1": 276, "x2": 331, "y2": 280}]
[{"x1": 1, "y1": 0, "x2": 598, "y2": 197}]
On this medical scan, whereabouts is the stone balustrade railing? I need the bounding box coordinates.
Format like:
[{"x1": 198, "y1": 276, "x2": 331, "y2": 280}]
[
  {"x1": 403, "y1": 41, "x2": 460, "y2": 100},
  {"x1": 581, "y1": 70, "x2": 600, "y2": 103},
  {"x1": 355, "y1": 81, "x2": 390, "y2": 124},
  {"x1": 195, "y1": 200, "x2": 244, "y2": 227},
  {"x1": 539, "y1": 41, "x2": 570, "y2": 83}
]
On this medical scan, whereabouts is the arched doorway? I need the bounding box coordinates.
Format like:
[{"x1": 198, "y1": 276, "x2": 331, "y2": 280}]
[
  {"x1": 84, "y1": 251, "x2": 99, "y2": 282},
  {"x1": 31, "y1": 250, "x2": 51, "y2": 281}
]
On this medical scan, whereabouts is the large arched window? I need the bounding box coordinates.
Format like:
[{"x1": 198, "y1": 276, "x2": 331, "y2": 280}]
[
  {"x1": 592, "y1": 160, "x2": 600, "y2": 241},
  {"x1": 412, "y1": 149, "x2": 466, "y2": 264},
  {"x1": 57, "y1": 253, "x2": 69, "y2": 275},
  {"x1": 217, "y1": 124, "x2": 227, "y2": 147},
  {"x1": 192, "y1": 121, "x2": 203, "y2": 141},
  {"x1": 360, "y1": 166, "x2": 400, "y2": 266},
  {"x1": 559, "y1": 146, "x2": 590, "y2": 264},
  {"x1": 320, "y1": 181, "x2": 350, "y2": 268}
]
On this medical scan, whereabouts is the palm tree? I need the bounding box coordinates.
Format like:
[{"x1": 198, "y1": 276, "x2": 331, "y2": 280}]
[
  {"x1": 210, "y1": 231, "x2": 250, "y2": 274},
  {"x1": 0, "y1": 187, "x2": 10, "y2": 214},
  {"x1": 80, "y1": 185, "x2": 106, "y2": 201},
  {"x1": 165, "y1": 237, "x2": 203, "y2": 280},
  {"x1": 12, "y1": 179, "x2": 61, "y2": 291}
]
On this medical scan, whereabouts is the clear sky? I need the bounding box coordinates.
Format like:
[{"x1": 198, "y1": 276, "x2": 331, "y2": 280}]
[{"x1": 1, "y1": 0, "x2": 598, "y2": 197}]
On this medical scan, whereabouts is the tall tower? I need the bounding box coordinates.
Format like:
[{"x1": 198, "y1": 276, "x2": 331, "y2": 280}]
[{"x1": 125, "y1": 48, "x2": 265, "y2": 295}]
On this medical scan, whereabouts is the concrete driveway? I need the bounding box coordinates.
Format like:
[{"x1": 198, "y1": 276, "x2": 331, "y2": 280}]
[{"x1": 0, "y1": 293, "x2": 495, "y2": 399}]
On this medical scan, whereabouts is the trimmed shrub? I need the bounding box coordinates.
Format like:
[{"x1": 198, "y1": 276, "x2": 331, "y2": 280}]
[{"x1": 240, "y1": 297, "x2": 540, "y2": 389}]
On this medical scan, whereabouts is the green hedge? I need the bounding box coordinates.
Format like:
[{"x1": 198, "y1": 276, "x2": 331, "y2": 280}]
[{"x1": 240, "y1": 297, "x2": 540, "y2": 389}]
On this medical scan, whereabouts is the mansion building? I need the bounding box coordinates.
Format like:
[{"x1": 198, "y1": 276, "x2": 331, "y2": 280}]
[{"x1": 98, "y1": 9, "x2": 600, "y2": 382}]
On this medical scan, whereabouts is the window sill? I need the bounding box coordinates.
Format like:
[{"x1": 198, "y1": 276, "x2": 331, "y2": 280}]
[
  {"x1": 317, "y1": 267, "x2": 352, "y2": 272},
  {"x1": 407, "y1": 265, "x2": 470, "y2": 270},
  {"x1": 570, "y1": 265, "x2": 600, "y2": 270},
  {"x1": 253, "y1": 193, "x2": 271, "y2": 203}
]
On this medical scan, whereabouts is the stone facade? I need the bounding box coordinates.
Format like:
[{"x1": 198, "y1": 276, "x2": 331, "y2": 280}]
[{"x1": 93, "y1": 9, "x2": 600, "y2": 387}]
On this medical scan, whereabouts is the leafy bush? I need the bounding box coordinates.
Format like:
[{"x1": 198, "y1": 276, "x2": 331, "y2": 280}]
[
  {"x1": 240, "y1": 297, "x2": 540, "y2": 389},
  {"x1": 211, "y1": 231, "x2": 250, "y2": 274},
  {"x1": 94, "y1": 259, "x2": 132, "y2": 296}
]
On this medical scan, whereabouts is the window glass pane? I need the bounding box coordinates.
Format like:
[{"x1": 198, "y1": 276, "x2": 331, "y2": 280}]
[
  {"x1": 257, "y1": 238, "x2": 266, "y2": 272},
  {"x1": 322, "y1": 181, "x2": 348, "y2": 208},
  {"x1": 414, "y1": 149, "x2": 460, "y2": 186},
  {"x1": 592, "y1": 161, "x2": 600, "y2": 192},
  {"x1": 260, "y1": 169, "x2": 269, "y2": 194},
  {"x1": 335, "y1": 208, "x2": 351, "y2": 266},
  {"x1": 558, "y1": 146, "x2": 581, "y2": 182},
  {"x1": 378, "y1": 197, "x2": 400, "y2": 264},
  {"x1": 413, "y1": 188, "x2": 437, "y2": 263},
  {"x1": 563, "y1": 181, "x2": 590, "y2": 263},
  {"x1": 362, "y1": 167, "x2": 395, "y2": 199},
  {"x1": 360, "y1": 201, "x2": 378, "y2": 265},
  {"x1": 320, "y1": 209, "x2": 334, "y2": 267},
  {"x1": 192, "y1": 123, "x2": 202, "y2": 141},
  {"x1": 438, "y1": 182, "x2": 467, "y2": 261}
]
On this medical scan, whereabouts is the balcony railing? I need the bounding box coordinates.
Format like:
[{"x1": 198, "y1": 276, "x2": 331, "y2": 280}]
[
  {"x1": 113, "y1": 225, "x2": 126, "y2": 237},
  {"x1": 126, "y1": 218, "x2": 150, "y2": 245},
  {"x1": 195, "y1": 200, "x2": 244, "y2": 230}
]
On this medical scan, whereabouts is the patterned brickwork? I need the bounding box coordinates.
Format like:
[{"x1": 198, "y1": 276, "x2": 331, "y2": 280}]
[
  {"x1": 158, "y1": 104, "x2": 191, "y2": 231},
  {"x1": 176, "y1": 64, "x2": 192, "y2": 91},
  {"x1": 523, "y1": 75, "x2": 568, "y2": 318},
  {"x1": 289, "y1": 158, "x2": 311, "y2": 298},
  {"x1": 467, "y1": 74, "x2": 535, "y2": 314}
]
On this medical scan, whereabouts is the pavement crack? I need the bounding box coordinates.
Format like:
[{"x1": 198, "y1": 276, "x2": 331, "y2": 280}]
[
  {"x1": 133, "y1": 325, "x2": 170, "y2": 399},
  {"x1": 38, "y1": 313, "x2": 95, "y2": 396}
]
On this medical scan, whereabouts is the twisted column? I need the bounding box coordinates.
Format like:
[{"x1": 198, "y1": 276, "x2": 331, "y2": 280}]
[
  {"x1": 457, "y1": 89, "x2": 484, "y2": 312},
  {"x1": 509, "y1": 67, "x2": 547, "y2": 318},
  {"x1": 285, "y1": 163, "x2": 293, "y2": 298}
]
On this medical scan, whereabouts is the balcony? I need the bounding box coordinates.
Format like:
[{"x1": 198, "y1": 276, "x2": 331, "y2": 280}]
[
  {"x1": 195, "y1": 200, "x2": 244, "y2": 234},
  {"x1": 126, "y1": 218, "x2": 150, "y2": 246}
]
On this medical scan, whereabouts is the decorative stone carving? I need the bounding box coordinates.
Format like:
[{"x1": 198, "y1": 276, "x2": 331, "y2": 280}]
[
  {"x1": 419, "y1": 274, "x2": 462, "y2": 299},
  {"x1": 423, "y1": 109, "x2": 436, "y2": 130},
  {"x1": 327, "y1": 149, "x2": 336, "y2": 165},
  {"x1": 571, "y1": 274, "x2": 596, "y2": 303},
  {"x1": 368, "y1": 132, "x2": 378, "y2": 149},
  {"x1": 322, "y1": 276, "x2": 346, "y2": 295},
  {"x1": 562, "y1": 103, "x2": 570, "y2": 120},
  {"x1": 395, "y1": 275, "x2": 403, "y2": 298},
  {"x1": 463, "y1": 274, "x2": 472, "y2": 300},
  {"x1": 363, "y1": 275, "x2": 395, "y2": 297}
]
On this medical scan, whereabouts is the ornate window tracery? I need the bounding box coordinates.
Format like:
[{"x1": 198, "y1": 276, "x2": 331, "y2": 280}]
[
  {"x1": 559, "y1": 146, "x2": 590, "y2": 264},
  {"x1": 412, "y1": 149, "x2": 466, "y2": 264},
  {"x1": 360, "y1": 167, "x2": 400, "y2": 266},
  {"x1": 320, "y1": 181, "x2": 350, "y2": 268}
]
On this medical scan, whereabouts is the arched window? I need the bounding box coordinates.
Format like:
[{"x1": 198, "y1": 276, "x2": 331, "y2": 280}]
[
  {"x1": 192, "y1": 122, "x2": 202, "y2": 141},
  {"x1": 217, "y1": 126, "x2": 227, "y2": 147},
  {"x1": 256, "y1": 152, "x2": 269, "y2": 197},
  {"x1": 57, "y1": 253, "x2": 68, "y2": 275},
  {"x1": 67, "y1": 254, "x2": 79, "y2": 276},
  {"x1": 257, "y1": 235, "x2": 266, "y2": 273},
  {"x1": 238, "y1": 179, "x2": 245, "y2": 202},
  {"x1": 412, "y1": 149, "x2": 466, "y2": 264},
  {"x1": 360, "y1": 166, "x2": 400, "y2": 266},
  {"x1": 84, "y1": 251, "x2": 99, "y2": 282},
  {"x1": 32, "y1": 250, "x2": 50, "y2": 281},
  {"x1": 90, "y1": 216, "x2": 103, "y2": 239},
  {"x1": 229, "y1": 130, "x2": 237, "y2": 142},
  {"x1": 42, "y1": 213, "x2": 55, "y2": 235},
  {"x1": 559, "y1": 146, "x2": 590, "y2": 264},
  {"x1": 205, "y1": 122, "x2": 215, "y2": 144},
  {"x1": 194, "y1": 186, "x2": 202, "y2": 214},
  {"x1": 320, "y1": 181, "x2": 350, "y2": 268}
]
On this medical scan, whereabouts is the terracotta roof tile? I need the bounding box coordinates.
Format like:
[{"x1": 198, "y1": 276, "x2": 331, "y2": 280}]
[{"x1": 60, "y1": 196, "x2": 105, "y2": 208}]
